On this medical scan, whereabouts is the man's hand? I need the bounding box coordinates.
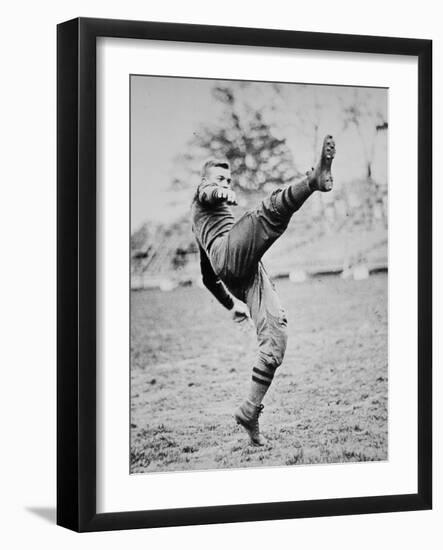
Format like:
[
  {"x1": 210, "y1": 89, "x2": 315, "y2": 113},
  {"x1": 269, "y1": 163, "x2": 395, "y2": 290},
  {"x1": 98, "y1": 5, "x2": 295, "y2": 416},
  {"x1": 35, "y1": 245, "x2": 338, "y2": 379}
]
[
  {"x1": 232, "y1": 301, "x2": 251, "y2": 325},
  {"x1": 215, "y1": 188, "x2": 237, "y2": 205}
]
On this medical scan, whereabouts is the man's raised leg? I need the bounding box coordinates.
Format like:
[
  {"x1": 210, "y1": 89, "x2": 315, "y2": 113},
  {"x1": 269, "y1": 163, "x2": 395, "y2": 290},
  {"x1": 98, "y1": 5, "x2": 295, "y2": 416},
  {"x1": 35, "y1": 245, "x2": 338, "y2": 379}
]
[
  {"x1": 271, "y1": 134, "x2": 336, "y2": 216},
  {"x1": 215, "y1": 135, "x2": 336, "y2": 284}
]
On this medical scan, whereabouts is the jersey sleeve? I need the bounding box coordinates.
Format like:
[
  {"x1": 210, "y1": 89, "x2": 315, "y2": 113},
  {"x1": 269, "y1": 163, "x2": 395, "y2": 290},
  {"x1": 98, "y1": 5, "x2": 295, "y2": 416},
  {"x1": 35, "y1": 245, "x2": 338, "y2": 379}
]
[
  {"x1": 198, "y1": 245, "x2": 234, "y2": 310},
  {"x1": 197, "y1": 183, "x2": 220, "y2": 205}
]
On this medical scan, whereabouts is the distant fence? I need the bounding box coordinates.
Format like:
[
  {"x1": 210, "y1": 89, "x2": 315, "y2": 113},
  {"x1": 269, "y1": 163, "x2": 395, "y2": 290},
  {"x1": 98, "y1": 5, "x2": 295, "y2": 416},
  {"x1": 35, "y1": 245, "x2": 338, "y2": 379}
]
[
  {"x1": 130, "y1": 263, "x2": 387, "y2": 291},
  {"x1": 131, "y1": 226, "x2": 388, "y2": 291}
]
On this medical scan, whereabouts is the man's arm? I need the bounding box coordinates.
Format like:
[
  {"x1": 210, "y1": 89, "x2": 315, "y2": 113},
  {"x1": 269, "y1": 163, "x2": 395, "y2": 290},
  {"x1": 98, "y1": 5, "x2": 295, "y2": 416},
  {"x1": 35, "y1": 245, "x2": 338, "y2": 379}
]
[
  {"x1": 197, "y1": 183, "x2": 219, "y2": 205},
  {"x1": 197, "y1": 183, "x2": 237, "y2": 206},
  {"x1": 199, "y1": 245, "x2": 234, "y2": 310}
]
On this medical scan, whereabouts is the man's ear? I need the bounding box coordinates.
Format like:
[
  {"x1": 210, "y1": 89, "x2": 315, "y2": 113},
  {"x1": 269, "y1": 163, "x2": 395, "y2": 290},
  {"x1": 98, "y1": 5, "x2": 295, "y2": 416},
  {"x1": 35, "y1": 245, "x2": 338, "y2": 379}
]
[{"x1": 201, "y1": 177, "x2": 207, "y2": 185}]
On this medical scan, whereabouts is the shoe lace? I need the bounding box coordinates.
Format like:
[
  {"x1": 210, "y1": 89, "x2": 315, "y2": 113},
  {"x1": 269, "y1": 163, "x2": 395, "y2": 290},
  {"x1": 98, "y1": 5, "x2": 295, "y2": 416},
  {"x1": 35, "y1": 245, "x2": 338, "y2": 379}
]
[{"x1": 251, "y1": 404, "x2": 264, "y2": 435}]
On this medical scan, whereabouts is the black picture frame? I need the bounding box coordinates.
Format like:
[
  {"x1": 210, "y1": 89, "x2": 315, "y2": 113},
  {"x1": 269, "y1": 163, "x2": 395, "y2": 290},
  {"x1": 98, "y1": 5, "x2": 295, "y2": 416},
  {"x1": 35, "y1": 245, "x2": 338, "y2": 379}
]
[{"x1": 57, "y1": 17, "x2": 432, "y2": 532}]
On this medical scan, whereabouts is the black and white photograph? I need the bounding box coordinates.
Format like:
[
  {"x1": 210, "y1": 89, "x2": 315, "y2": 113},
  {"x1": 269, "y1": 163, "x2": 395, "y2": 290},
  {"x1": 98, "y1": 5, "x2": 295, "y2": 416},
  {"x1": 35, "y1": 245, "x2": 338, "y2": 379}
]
[{"x1": 130, "y1": 75, "x2": 388, "y2": 474}]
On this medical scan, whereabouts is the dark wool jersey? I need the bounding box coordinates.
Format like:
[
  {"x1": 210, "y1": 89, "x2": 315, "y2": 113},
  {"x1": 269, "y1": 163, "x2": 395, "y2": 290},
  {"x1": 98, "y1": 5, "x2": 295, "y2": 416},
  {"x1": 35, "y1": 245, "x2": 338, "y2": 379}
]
[
  {"x1": 191, "y1": 182, "x2": 235, "y2": 310},
  {"x1": 191, "y1": 182, "x2": 235, "y2": 254}
]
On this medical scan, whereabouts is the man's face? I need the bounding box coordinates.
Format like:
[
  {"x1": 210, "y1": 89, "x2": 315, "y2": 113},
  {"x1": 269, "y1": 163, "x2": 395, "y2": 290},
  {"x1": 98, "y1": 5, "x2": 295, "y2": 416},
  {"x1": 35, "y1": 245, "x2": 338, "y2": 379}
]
[{"x1": 206, "y1": 166, "x2": 232, "y2": 189}]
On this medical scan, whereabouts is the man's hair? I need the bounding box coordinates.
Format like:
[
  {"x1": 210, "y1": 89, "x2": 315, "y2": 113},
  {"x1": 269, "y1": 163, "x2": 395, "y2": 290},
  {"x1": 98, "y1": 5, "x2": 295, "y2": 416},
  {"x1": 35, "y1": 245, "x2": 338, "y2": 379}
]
[{"x1": 201, "y1": 159, "x2": 230, "y2": 180}]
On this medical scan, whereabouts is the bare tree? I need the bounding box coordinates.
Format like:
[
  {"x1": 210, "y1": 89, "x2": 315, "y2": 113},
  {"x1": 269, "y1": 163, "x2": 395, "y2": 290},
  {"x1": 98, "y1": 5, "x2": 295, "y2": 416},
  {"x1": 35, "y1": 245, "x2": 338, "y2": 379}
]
[
  {"x1": 171, "y1": 83, "x2": 302, "y2": 208},
  {"x1": 340, "y1": 89, "x2": 388, "y2": 227}
]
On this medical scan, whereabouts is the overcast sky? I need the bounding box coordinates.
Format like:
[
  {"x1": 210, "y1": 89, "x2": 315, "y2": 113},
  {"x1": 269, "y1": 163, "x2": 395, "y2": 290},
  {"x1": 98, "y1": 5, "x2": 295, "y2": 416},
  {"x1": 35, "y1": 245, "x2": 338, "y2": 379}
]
[{"x1": 131, "y1": 76, "x2": 222, "y2": 231}]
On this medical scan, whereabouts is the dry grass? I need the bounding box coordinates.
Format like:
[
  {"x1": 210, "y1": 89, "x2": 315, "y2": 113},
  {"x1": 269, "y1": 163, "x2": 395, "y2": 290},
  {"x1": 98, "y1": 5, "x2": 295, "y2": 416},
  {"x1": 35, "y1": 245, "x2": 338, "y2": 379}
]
[{"x1": 130, "y1": 274, "x2": 387, "y2": 473}]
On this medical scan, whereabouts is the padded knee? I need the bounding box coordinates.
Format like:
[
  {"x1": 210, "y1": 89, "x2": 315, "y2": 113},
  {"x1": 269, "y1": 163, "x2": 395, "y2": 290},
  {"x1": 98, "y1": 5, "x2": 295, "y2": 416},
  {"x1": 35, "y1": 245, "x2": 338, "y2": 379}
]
[
  {"x1": 270, "y1": 323, "x2": 288, "y2": 369},
  {"x1": 257, "y1": 309, "x2": 288, "y2": 370}
]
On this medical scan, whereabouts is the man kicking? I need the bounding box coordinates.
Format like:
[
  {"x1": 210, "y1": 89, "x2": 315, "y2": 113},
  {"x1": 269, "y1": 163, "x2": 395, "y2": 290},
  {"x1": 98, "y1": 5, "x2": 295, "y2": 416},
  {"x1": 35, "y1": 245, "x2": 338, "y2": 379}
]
[{"x1": 191, "y1": 135, "x2": 336, "y2": 446}]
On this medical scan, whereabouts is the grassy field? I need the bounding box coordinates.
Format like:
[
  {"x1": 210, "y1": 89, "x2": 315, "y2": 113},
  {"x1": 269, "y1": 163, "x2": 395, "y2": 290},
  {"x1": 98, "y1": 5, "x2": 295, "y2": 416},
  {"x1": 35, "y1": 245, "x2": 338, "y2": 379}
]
[{"x1": 130, "y1": 273, "x2": 388, "y2": 473}]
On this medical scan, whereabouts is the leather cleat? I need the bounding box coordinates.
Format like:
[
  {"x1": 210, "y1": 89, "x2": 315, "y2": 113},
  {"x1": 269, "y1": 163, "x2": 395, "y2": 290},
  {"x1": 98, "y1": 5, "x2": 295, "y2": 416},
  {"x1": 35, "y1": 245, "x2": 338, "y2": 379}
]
[
  {"x1": 308, "y1": 135, "x2": 336, "y2": 192},
  {"x1": 234, "y1": 401, "x2": 267, "y2": 446}
]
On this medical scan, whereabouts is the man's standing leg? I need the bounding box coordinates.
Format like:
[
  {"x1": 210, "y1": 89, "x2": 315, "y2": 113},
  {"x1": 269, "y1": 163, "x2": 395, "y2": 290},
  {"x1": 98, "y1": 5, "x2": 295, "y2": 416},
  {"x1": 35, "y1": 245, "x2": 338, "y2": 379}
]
[{"x1": 234, "y1": 265, "x2": 288, "y2": 446}]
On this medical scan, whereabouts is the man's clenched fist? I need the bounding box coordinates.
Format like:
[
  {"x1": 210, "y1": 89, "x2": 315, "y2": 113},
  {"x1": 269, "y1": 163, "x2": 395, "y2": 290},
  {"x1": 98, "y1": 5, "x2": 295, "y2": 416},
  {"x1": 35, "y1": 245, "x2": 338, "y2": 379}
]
[
  {"x1": 232, "y1": 300, "x2": 251, "y2": 325},
  {"x1": 215, "y1": 188, "x2": 237, "y2": 205}
]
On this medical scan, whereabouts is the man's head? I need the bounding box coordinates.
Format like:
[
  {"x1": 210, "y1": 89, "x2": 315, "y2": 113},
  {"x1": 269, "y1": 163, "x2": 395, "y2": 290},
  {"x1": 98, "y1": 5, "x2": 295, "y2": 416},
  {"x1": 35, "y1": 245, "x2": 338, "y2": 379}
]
[{"x1": 201, "y1": 159, "x2": 232, "y2": 189}]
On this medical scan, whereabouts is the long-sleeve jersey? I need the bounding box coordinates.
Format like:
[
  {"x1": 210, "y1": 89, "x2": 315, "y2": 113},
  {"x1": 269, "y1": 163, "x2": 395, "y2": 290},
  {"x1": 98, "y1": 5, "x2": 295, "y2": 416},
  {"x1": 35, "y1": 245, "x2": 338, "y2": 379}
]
[
  {"x1": 191, "y1": 182, "x2": 235, "y2": 252},
  {"x1": 191, "y1": 182, "x2": 235, "y2": 309},
  {"x1": 198, "y1": 245, "x2": 234, "y2": 310}
]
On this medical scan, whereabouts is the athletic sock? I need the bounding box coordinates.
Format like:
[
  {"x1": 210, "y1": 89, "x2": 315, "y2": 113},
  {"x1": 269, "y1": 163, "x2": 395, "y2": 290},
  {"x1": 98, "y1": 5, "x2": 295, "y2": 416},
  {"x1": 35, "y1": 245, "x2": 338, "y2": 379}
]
[
  {"x1": 274, "y1": 177, "x2": 313, "y2": 215},
  {"x1": 247, "y1": 364, "x2": 276, "y2": 405}
]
